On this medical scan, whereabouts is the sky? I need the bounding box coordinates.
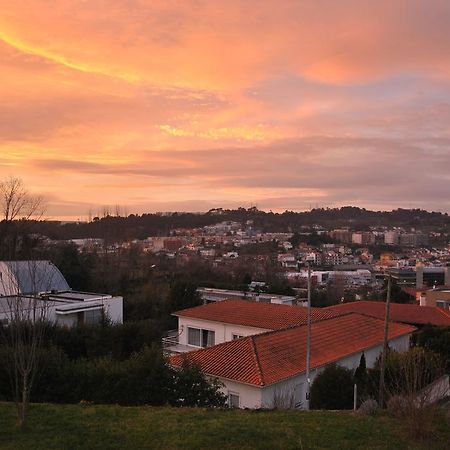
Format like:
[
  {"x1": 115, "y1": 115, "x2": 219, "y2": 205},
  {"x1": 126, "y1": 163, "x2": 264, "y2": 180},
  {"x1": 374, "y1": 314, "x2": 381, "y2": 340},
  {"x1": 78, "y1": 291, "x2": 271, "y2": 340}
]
[{"x1": 1, "y1": 0, "x2": 450, "y2": 219}]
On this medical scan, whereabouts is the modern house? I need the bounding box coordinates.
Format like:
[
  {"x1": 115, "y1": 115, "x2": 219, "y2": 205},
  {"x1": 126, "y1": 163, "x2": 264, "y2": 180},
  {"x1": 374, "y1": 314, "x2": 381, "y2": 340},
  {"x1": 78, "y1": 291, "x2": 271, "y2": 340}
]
[
  {"x1": 0, "y1": 260, "x2": 123, "y2": 327},
  {"x1": 324, "y1": 300, "x2": 450, "y2": 327},
  {"x1": 164, "y1": 299, "x2": 341, "y2": 353},
  {"x1": 170, "y1": 312, "x2": 415, "y2": 409},
  {"x1": 418, "y1": 287, "x2": 450, "y2": 310}
]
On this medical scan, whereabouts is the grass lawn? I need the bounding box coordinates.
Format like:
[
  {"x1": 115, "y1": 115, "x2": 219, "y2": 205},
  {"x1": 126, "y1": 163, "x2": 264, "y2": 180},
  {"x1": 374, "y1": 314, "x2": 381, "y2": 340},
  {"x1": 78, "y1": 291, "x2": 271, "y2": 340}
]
[{"x1": 0, "y1": 402, "x2": 448, "y2": 449}]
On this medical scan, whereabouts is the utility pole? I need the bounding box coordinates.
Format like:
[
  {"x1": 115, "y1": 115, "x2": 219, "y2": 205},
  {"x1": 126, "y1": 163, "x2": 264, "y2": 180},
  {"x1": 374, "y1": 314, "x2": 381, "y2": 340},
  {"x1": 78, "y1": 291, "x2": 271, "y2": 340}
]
[
  {"x1": 305, "y1": 261, "x2": 312, "y2": 410},
  {"x1": 378, "y1": 274, "x2": 392, "y2": 408}
]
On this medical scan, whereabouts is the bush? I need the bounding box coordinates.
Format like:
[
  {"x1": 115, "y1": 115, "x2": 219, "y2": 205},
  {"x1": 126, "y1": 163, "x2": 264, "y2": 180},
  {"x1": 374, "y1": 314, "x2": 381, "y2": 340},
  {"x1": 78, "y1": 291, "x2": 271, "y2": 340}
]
[
  {"x1": 170, "y1": 358, "x2": 226, "y2": 408},
  {"x1": 387, "y1": 395, "x2": 409, "y2": 418},
  {"x1": 310, "y1": 364, "x2": 354, "y2": 410},
  {"x1": 357, "y1": 399, "x2": 378, "y2": 416}
]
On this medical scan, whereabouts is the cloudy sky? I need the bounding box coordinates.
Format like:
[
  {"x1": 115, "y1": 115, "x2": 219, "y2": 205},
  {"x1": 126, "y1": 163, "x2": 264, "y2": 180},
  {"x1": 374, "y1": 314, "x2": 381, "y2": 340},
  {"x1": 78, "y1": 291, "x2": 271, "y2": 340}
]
[{"x1": 1, "y1": 1, "x2": 450, "y2": 219}]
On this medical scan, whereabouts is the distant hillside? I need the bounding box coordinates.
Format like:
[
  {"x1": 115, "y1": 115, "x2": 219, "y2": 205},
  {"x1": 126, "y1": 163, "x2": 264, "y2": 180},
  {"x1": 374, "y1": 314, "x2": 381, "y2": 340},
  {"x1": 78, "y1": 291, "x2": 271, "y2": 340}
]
[
  {"x1": 31, "y1": 206, "x2": 450, "y2": 241},
  {"x1": 1, "y1": 402, "x2": 449, "y2": 449}
]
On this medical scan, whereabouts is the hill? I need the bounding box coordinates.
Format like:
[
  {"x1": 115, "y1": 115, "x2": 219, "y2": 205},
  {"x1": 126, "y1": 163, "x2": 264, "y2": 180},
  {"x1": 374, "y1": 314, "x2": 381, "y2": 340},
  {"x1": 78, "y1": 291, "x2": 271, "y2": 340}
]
[
  {"x1": 32, "y1": 206, "x2": 450, "y2": 241},
  {"x1": 0, "y1": 402, "x2": 449, "y2": 449}
]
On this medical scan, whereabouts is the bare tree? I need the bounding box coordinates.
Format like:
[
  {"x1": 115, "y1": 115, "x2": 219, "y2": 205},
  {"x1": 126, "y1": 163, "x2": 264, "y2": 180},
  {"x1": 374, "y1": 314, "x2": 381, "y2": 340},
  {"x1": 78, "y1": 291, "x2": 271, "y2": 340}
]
[
  {"x1": 0, "y1": 177, "x2": 43, "y2": 259},
  {"x1": 384, "y1": 348, "x2": 447, "y2": 439},
  {"x1": 0, "y1": 262, "x2": 56, "y2": 428},
  {"x1": 0, "y1": 177, "x2": 48, "y2": 428},
  {"x1": 271, "y1": 385, "x2": 297, "y2": 409}
]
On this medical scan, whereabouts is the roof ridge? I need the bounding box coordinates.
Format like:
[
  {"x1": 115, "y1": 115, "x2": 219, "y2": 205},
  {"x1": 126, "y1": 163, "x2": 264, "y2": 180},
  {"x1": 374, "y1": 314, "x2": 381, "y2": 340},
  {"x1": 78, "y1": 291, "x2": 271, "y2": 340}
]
[
  {"x1": 435, "y1": 307, "x2": 450, "y2": 319},
  {"x1": 249, "y1": 335, "x2": 265, "y2": 386}
]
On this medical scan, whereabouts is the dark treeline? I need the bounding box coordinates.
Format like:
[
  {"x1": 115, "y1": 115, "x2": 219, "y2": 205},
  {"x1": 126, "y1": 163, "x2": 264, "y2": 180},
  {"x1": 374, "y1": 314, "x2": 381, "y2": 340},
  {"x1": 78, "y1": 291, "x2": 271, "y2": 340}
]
[
  {"x1": 0, "y1": 322, "x2": 226, "y2": 407},
  {"x1": 29, "y1": 207, "x2": 449, "y2": 241}
]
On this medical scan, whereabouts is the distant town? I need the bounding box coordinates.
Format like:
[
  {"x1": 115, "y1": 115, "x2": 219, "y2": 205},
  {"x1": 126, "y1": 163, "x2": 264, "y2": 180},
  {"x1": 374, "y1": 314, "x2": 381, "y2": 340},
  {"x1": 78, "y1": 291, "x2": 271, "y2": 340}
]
[{"x1": 33, "y1": 206, "x2": 450, "y2": 309}]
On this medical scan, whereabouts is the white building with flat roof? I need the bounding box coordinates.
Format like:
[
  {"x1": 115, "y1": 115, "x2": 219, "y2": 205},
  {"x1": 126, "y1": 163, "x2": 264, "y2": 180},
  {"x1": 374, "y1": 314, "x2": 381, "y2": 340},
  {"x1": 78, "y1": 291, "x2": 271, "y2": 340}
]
[
  {"x1": 0, "y1": 291, "x2": 123, "y2": 328},
  {"x1": 0, "y1": 260, "x2": 123, "y2": 327}
]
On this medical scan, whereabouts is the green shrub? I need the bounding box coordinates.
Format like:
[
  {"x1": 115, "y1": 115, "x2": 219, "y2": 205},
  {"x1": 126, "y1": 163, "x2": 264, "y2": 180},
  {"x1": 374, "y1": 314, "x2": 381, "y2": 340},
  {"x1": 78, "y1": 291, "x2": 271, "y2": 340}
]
[{"x1": 310, "y1": 364, "x2": 354, "y2": 410}]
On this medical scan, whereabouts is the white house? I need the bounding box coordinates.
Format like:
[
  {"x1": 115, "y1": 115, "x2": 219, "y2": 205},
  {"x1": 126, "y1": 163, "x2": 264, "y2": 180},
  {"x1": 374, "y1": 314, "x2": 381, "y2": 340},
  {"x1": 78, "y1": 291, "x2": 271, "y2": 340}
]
[
  {"x1": 170, "y1": 312, "x2": 415, "y2": 409},
  {"x1": 164, "y1": 299, "x2": 341, "y2": 353}
]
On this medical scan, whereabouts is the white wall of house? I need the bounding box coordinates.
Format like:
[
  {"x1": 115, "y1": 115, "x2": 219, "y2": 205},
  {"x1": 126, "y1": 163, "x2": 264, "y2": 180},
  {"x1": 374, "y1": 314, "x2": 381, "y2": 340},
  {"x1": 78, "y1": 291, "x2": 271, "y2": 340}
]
[
  {"x1": 0, "y1": 296, "x2": 123, "y2": 328},
  {"x1": 54, "y1": 296, "x2": 123, "y2": 327},
  {"x1": 177, "y1": 316, "x2": 269, "y2": 348},
  {"x1": 217, "y1": 379, "x2": 263, "y2": 409},
  {"x1": 213, "y1": 333, "x2": 412, "y2": 409},
  {"x1": 55, "y1": 313, "x2": 77, "y2": 327},
  {"x1": 104, "y1": 296, "x2": 123, "y2": 323}
]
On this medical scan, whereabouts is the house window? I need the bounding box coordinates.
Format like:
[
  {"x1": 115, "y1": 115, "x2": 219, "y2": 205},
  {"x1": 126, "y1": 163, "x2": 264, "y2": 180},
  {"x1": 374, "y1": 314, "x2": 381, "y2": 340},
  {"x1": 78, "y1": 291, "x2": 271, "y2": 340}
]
[
  {"x1": 188, "y1": 327, "x2": 215, "y2": 347},
  {"x1": 188, "y1": 327, "x2": 201, "y2": 346},
  {"x1": 228, "y1": 392, "x2": 240, "y2": 408},
  {"x1": 202, "y1": 329, "x2": 215, "y2": 347},
  {"x1": 232, "y1": 333, "x2": 243, "y2": 340},
  {"x1": 436, "y1": 300, "x2": 450, "y2": 310}
]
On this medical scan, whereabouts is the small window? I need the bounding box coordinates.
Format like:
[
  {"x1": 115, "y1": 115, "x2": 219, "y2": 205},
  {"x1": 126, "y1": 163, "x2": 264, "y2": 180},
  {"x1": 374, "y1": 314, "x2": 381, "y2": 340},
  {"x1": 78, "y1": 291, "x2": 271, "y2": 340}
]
[
  {"x1": 188, "y1": 327, "x2": 201, "y2": 346},
  {"x1": 436, "y1": 301, "x2": 450, "y2": 310},
  {"x1": 202, "y1": 329, "x2": 215, "y2": 347},
  {"x1": 229, "y1": 393, "x2": 240, "y2": 408},
  {"x1": 232, "y1": 333, "x2": 243, "y2": 340}
]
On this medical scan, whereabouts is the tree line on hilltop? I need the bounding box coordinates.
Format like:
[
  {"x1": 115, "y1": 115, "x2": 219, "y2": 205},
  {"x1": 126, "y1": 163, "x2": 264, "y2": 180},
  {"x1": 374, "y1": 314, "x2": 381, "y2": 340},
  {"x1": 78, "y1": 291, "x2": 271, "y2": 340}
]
[{"x1": 26, "y1": 206, "x2": 449, "y2": 242}]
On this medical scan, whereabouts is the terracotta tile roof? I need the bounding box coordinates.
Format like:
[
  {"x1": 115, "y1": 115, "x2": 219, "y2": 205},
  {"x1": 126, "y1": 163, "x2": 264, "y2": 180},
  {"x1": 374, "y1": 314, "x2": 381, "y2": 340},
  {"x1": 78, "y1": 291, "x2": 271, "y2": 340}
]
[
  {"x1": 173, "y1": 299, "x2": 342, "y2": 330},
  {"x1": 324, "y1": 301, "x2": 450, "y2": 327},
  {"x1": 170, "y1": 313, "x2": 415, "y2": 386}
]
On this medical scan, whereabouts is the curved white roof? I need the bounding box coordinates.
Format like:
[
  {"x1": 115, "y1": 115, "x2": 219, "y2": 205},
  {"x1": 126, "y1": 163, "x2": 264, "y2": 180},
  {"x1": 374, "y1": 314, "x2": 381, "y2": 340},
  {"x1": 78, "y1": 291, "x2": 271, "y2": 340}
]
[{"x1": 0, "y1": 260, "x2": 70, "y2": 295}]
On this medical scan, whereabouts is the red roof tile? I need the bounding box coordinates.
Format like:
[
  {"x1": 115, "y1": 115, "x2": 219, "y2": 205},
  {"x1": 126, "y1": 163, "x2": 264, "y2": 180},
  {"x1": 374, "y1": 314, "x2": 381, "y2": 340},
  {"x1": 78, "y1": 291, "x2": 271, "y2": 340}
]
[
  {"x1": 324, "y1": 301, "x2": 450, "y2": 327},
  {"x1": 174, "y1": 299, "x2": 342, "y2": 330},
  {"x1": 170, "y1": 313, "x2": 415, "y2": 386}
]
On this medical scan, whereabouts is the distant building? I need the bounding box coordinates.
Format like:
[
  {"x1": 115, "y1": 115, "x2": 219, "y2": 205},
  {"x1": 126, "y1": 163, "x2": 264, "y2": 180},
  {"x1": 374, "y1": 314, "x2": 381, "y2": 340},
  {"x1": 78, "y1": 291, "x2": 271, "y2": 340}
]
[
  {"x1": 384, "y1": 231, "x2": 400, "y2": 245},
  {"x1": 329, "y1": 229, "x2": 352, "y2": 244},
  {"x1": 400, "y1": 233, "x2": 429, "y2": 247},
  {"x1": 351, "y1": 232, "x2": 375, "y2": 245},
  {"x1": 164, "y1": 238, "x2": 186, "y2": 252},
  {"x1": 416, "y1": 264, "x2": 450, "y2": 288},
  {"x1": 196, "y1": 287, "x2": 299, "y2": 306},
  {"x1": 419, "y1": 288, "x2": 450, "y2": 310}
]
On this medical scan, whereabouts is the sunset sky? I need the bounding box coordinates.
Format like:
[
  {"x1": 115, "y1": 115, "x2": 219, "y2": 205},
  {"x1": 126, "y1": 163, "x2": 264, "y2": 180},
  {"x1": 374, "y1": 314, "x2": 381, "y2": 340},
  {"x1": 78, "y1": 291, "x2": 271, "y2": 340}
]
[{"x1": 1, "y1": 1, "x2": 450, "y2": 219}]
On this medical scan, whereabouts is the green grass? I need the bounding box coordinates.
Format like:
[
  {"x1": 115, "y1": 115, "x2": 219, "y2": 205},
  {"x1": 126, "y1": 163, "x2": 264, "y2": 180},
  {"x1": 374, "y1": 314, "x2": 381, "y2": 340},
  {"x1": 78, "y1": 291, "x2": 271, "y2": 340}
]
[{"x1": 0, "y1": 402, "x2": 448, "y2": 450}]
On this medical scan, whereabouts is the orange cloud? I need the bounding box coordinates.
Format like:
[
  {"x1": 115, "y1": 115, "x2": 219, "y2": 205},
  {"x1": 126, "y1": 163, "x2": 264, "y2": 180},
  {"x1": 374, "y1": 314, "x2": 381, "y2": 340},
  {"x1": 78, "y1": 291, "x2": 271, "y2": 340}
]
[{"x1": 1, "y1": 0, "x2": 450, "y2": 217}]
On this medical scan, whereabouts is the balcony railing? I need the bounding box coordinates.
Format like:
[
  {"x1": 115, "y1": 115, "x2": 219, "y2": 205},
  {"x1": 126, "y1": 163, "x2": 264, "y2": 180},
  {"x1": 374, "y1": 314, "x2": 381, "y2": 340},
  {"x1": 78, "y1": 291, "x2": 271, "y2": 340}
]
[{"x1": 162, "y1": 329, "x2": 197, "y2": 355}]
